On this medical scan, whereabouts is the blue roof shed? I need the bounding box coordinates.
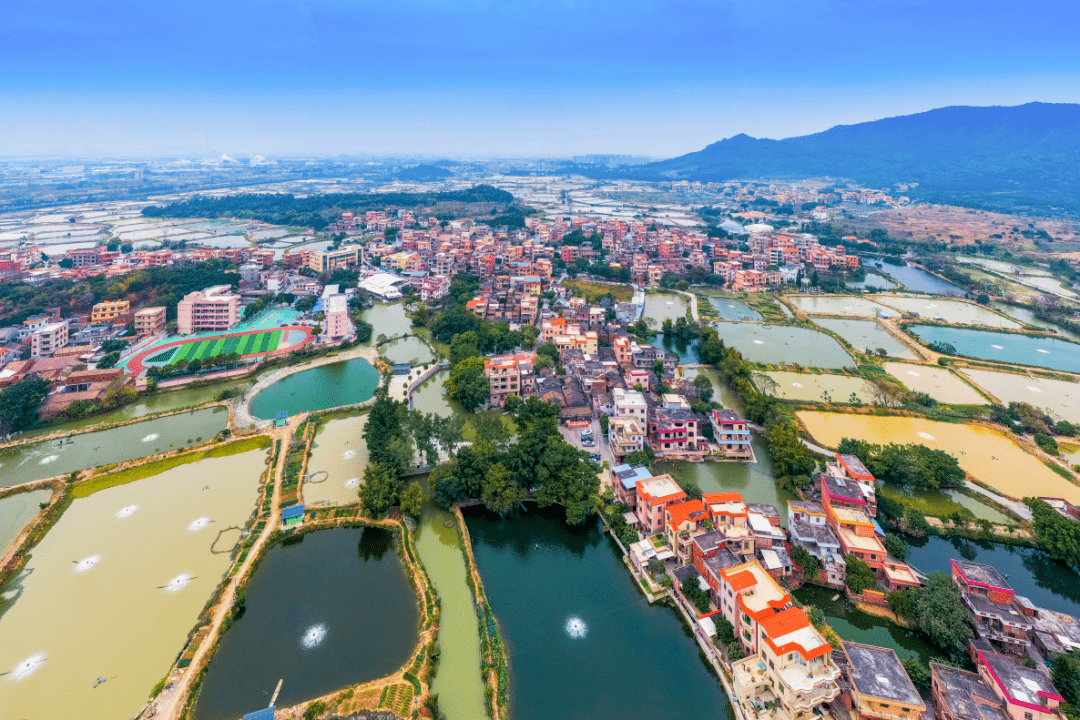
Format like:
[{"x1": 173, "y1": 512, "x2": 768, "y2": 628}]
[
  {"x1": 242, "y1": 707, "x2": 276, "y2": 720},
  {"x1": 281, "y1": 504, "x2": 305, "y2": 523}
]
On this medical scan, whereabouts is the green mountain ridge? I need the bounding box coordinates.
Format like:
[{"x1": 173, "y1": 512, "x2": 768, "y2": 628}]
[{"x1": 600, "y1": 102, "x2": 1080, "y2": 215}]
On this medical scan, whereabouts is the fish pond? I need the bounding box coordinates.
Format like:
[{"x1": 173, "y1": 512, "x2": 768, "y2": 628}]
[
  {"x1": 883, "y1": 362, "x2": 987, "y2": 405},
  {"x1": 877, "y1": 483, "x2": 1011, "y2": 525},
  {"x1": 871, "y1": 263, "x2": 965, "y2": 295},
  {"x1": 960, "y1": 369, "x2": 1080, "y2": 425},
  {"x1": 249, "y1": 358, "x2": 380, "y2": 418},
  {"x1": 362, "y1": 302, "x2": 411, "y2": 341},
  {"x1": 380, "y1": 335, "x2": 436, "y2": 366},
  {"x1": 790, "y1": 296, "x2": 895, "y2": 317},
  {"x1": 796, "y1": 411, "x2": 1080, "y2": 505},
  {"x1": 758, "y1": 371, "x2": 874, "y2": 404},
  {"x1": 0, "y1": 448, "x2": 268, "y2": 720},
  {"x1": 708, "y1": 297, "x2": 762, "y2": 321},
  {"x1": 464, "y1": 505, "x2": 732, "y2": 720},
  {"x1": 845, "y1": 272, "x2": 898, "y2": 291},
  {"x1": 812, "y1": 318, "x2": 917, "y2": 359},
  {"x1": 0, "y1": 406, "x2": 229, "y2": 488},
  {"x1": 990, "y1": 303, "x2": 1080, "y2": 343},
  {"x1": 303, "y1": 414, "x2": 368, "y2": 506},
  {"x1": 908, "y1": 326, "x2": 1080, "y2": 374},
  {"x1": 0, "y1": 488, "x2": 53, "y2": 553},
  {"x1": 643, "y1": 293, "x2": 690, "y2": 324},
  {"x1": 194, "y1": 527, "x2": 419, "y2": 720},
  {"x1": 718, "y1": 323, "x2": 854, "y2": 369},
  {"x1": 875, "y1": 296, "x2": 1019, "y2": 328}
]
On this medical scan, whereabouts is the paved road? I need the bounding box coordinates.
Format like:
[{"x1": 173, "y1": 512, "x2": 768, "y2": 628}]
[
  {"x1": 559, "y1": 417, "x2": 616, "y2": 487},
  {"x1": 676, "y1": 289, "x2": 700, "y2": 322}
]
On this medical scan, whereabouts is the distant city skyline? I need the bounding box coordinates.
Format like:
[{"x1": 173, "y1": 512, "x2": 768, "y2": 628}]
[{"x1": 2, "y1": 0, "x2": 1078, "y2": 158}]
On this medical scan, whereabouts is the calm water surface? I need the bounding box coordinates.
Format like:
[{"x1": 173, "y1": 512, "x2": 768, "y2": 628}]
[
  {"x1": 909, "y1": 325, "x2": 1080, "y2": 374},
  {"x1": 719, "y1": 323, "x2": 855, "y2": 369},
  {"x1": 249, "y1": 358, "x2": 380, "y2": 418},
  {"x1": 0, "y1": 488, "x2": 53, "y2": 553},
  {"x1": 195, "y1": 527, "x2": 418, "y2": 720},
  {"x1": 0, "y1": 406, "x2": 229, "y2": 488},
  {"x1": 708, "y1": 298, "x2": 763, "y2": 321},
  {"x1": 872, "y1": 263, "x2": 964, "y2": 295},
  {"x1": 465, "y1": 505, "x2": 732, "y2": 720},
  {"x1": 303, "y1": 415, "x2": 367, "y2": 506},
  {"x1": 812, "y1": 318, "x2": 917, "y2": 359}
]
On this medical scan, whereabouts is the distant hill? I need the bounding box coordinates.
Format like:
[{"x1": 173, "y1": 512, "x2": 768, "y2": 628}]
[
  {"x1": 615, "y1": 103, "x2": 1080, "y2": 215},
  {"x1": 394, "y1": 163, "x2": 454, "y2": 181}
]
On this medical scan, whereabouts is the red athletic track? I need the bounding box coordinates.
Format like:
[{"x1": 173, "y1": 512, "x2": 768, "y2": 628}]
[{"x1": 124, "y1": 326, "x2": 315, "y2": 376}]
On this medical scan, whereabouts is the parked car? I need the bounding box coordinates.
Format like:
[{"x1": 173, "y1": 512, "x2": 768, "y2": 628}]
[
  {"x1": 589, "y1": 453, "x2": 601, "y2": 462},
  {"x1": 581, "y1": 436, "x2": 595, "y2": 447}
]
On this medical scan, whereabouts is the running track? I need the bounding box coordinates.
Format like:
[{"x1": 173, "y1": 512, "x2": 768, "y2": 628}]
[{"x1": 124, "y1": 326, "x2": 315, "y2": 376}]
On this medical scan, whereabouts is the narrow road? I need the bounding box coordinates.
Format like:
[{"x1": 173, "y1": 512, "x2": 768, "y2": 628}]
[{"x1": 676, "y1": 290, "x2": 700, "y2": 322}]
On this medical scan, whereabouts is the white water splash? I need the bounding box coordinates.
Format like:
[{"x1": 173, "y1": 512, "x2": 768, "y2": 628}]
[
  {"x1": 39, "y1": 455, "x2": 59, "y2": 465},
  {"x1": 1026, "y1": 386, "x2": 1044, "y2": 393},
  {"x1": 141, "y1": 433, "x2": 160, "y2": 443},
  {"x1": 187, "y1": 517, "x2": 211, "y2": 532},
  {"x1": 917, "y1": 432, "x2": 936, "y2": 441},
  {"x1": 342, "y1": 450, "x2": 357, "y2": 460},
  {"x1": 345, "y1": 478, "x2": 360, "y2": 488},
  {"x1": 565, "y1": 616, "x2": 588, "y2": 640},
  {"x1": 906, "y1": 370, "x2": 921, "y2": 377},
  {"x1": 75, "y1": 555, "x2": 100, "y2": 573},
  {"x1": 1037, "y1": 349, "x2": 1050, "y2": 354},
  {"x1": 791, "y1": 382, "x2": 802, "y2": 388},
  {"x1": 302, "y1": 624, "x2": 327, "y2": 649},
  {"x1": 991, "y1": 345, "x2": 1004, "y2": 350},
  {"x1": 116, "y1": 504, "x2": 138, "y2": 519},
  {"x1": 163, "y1": 573, "x2": 193, "y2": 593},
  {"x1": 8, "y1": 653, "x2": 46, "y2": 681},
  {"x1": 752, "y1": 340, "x2": 764, "y2": 345}
]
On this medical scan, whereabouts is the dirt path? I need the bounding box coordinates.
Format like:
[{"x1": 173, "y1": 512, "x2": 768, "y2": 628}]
[{"x1": 148, "y1": 421, "x2": 294, "y2": 720}]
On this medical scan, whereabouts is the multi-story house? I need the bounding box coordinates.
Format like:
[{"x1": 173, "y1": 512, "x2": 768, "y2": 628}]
[
  {"x1": 177, "y1": 285, "x2": 240, "y2": 335},
  {"x1": 31, "y1": 321, "x2": 69, "y2": 358},
  {"x1": 841, "y1": 642, "x2": 925, "y2": 720},
  {"x1": 608, "y1": 416, "x2": 645, "y2": 460},
  {"x1": 134, "y1": 307, "x2": 166, "y2": 336},
  {"x1": 634, "y1": 474, "x2": 687, "y2": 535},
  {"x1": 649, "y1": 405, "x2": 700, "y2": 456},
  {"x1": 974, "y1": 650, "x2": 1063, "y2": 720},
  {"x1": 483, "y1": 353, "x2": 536, "y2": 408},
  {"x1": 709, "y1": 408, "x2": 754, "y2": 460},
  {"x1": 952, "y1": 560, "x2": 1032, "y2": 649},
  {"x1": 787, "y1": 500, "x2": 844, "y2": 586},
  {"x1": 611, "y1": 464, "x2": 653, "y2": 510},
  {"x1": 90, "y1": 300, "x2": 131, "y2": 324},
  {"x1": 931, "y1": 663, "x2": 1009, "y2": 720}
]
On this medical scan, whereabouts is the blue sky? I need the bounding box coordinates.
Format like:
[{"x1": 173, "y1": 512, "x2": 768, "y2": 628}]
[{"x1": 2, "y1": 0, "x2": 1078, "y2": 158}]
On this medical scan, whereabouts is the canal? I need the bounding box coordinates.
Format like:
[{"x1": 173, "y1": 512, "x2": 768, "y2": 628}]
[
  {"x1": 0, "y1": 406, "x2": 229, "y2": 488},
  {"x1": 464, "y1": 504, "x2": 732, "y2": 720},
  {"x1": 194, "y1": 527, "x2": 419, "y2": 720},
  {"x1": 249, "y1": 358, "x2": 380, "y2": 419}
]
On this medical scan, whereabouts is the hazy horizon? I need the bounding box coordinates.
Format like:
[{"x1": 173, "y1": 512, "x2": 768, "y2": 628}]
[{"x1": 3, "y1": 0, "x2": 1079, "y2": 159}]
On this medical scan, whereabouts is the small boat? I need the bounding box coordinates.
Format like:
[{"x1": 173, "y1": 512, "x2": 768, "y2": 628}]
[{"x1": 831, "y1": 594, "x2": 840, "y2": 601}]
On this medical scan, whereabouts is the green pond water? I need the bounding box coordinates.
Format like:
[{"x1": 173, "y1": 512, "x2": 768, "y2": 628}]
[
  {"x1": 877, "y1": 483, "x2": 1011, "y2": 525},
  {"x1": 194, "y1": 527, "x2": 418, "y2": 720},
  {"x1": 718, "y1": 322, "x2": 855, "y2": 369},
  {"x1": 643, "y1": 293, "x2": 690, "y2": 324},
  {"x1": 708, "y1": 298, "x2": 762, "y2": 321},
  {"x1": 0, "y1": 406, "x2": 229, "y2": 488},
  {"x1": 18, "y1": 379, "x2": 250, "y2": 440},
  {"x1": 413, "y1": 485, "x2": 488, "y2": 720},
  {"x1": 249, "y1": 358, "x2": 380, "y2": 418},
  {"x1": 793, "y1": 585, "x2": 944, "y2": 664},
  {"x1": 362, "y1": 302, "x2": 412, "y2": 342},
  {"x1": 909, "y1": 325, "x2": 1080, "y2": 374},
  {"x1": 868, "y1": 263, "x2": 964, "y2": 296},
  {"x1": 0, "y1": 488, "x2": 53, "y2": 553},
  {"x1": 381, "y1": 336, "x2": 436, "y2": 365},
  {"x1": 812, "y1": 318, "x2": 918, "y2": 359},
  {"x1": 464, "y1": 504, "x2": 733, "y2": 720}
]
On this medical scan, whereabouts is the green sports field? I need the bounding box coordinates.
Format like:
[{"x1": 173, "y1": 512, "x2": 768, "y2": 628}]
[{"x1": 147, "y1": 330, "x2": 283, "y2": 365}]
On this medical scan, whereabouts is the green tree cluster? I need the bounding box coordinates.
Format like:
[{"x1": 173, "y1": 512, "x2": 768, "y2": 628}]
[
  {"x1": 0, "y1": 377, "x2": 51, "y2": 434},
  {"x1": 837, "y1": 438, "x2": 965, "y2": 489},
  {"x1": 1027, "y1": 498, "x2": 1080, "y2": 571},
  {"x1": 681, "y1": 575, "x2": 711, "y2": 614},
  {"x1": 790, "y1": 545, "x2": 820, "y2": 581},
  {"x1": 844, "y1": 554, "x2": 877, "y2": 595}
]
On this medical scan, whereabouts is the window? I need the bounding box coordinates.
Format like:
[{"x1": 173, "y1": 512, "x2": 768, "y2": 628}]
[{"x1": 1025, "y1": 714, "x2": 1033, "y2": 720}]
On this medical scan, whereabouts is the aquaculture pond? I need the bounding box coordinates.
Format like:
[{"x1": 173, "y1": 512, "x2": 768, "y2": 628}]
[
  {"x1": 875, "y1": 296, "x2": 1019, "y2": 328},
  {"x1": 718, "y1": 323, "x2": 855, "y2": 369},
  {"x1": 908, "y1": 325, "x2": 1080, "y2": 374},
  {"x1": 904, "y1": 536, "x2": 1080, "y2": 618},
  {"x1": 18, "y1": 378, "x2": 249, "y2": 439},
  {"x1": 708, "y1": 297, "x2": 763, "y2": 321},
  {"x1": 658, "y1": 333, "x2": 701, "y2": 364},
  {"x1": 759, "y1": 371, "x2": 874, "y2": 404},
  {"x1": 0, "y1": 406, "x2": 229, "y2": 488},
  {"x1": 643, "y1": 293, "x2": 690, "y2": 324},
  {"x1": 871, "y1": 263, "x2": 964, "y2": 295},
  {"x1": 0, "y1": 448, "x2": 268, "y2": 720},
  {"x1": 380, "y1": 335, "x2": 436, "y2": 365},
  {"x1": 790, "y1": 296, "x2": 895, "y2": 317},
  {"x1": 796, "y1": 411, "x2": 1080, "y2": 505},
  {"x1": 249, "y1": 358, "x2": 380, "y2": 418},
  {"x1": 194, "y1": 527, "x2": 419, "y2": 720},
  {"x1": 658, "y1": 436, "x2": 794, "y2": 523},
  {"x1": 0, "y1": 488, "x2": 52, "y2": 553},
  {"x1": 876, "y1": 483, "x2": 1011, "y2": 525},
  {"x1": 464, "y1": 505, "x2": 733, "y2": 720},
  {"x1": 812, "y1": 318, "x2": 918, "y2": 359},
  {"x1": 845, "y1": 272, "x2": 897, "y2": 290},
  {"x1": 303, "y1": 414, "x2": 368, "y2": 506},
  {"x1": 412, "y1": 485, "x2": 487, "y2": 720},
  {"x1": 961, "y1": 369, "x2": 1080, "y2": 425},
  {"x1": 990, "y1": 303, "x2": 1080, "y2": 343},
  {"x1": 793, "y1": 585, "x2": 943, "y2": 664},
  {"x1": 883, "y1": 362, "x2": 986, "y2": 406},
  {"x1": 361, "y1": 302, "x2": 411, "y2": 341}
]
